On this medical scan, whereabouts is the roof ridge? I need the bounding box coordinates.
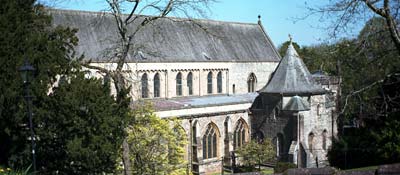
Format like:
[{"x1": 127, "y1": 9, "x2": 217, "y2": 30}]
[{"x1": 47, "y1": 8, "x2": 260, "y2": 26}]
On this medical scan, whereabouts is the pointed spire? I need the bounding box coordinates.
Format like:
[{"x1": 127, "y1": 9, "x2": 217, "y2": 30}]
[{"x1": 259, "y1": 37, "x2": 326, "y2": 95}]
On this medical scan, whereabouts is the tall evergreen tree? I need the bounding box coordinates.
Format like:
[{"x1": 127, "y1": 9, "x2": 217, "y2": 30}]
[{"x1": 0, "y1": 0, "x2": 130, "y2": 173}]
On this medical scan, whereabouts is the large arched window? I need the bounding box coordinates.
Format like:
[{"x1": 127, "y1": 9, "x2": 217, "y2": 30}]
[
  {"x1": 141, "y1": 73, "x2": 148, "y2": 98},
  {"x1": 322, "y1": 130, "x2": 328, "y2": 150},
  {"x1": 308, "y1": 132, "x2": 315, "y2": 154},
  {"x1": 217, "y1": 71, "x2": 222, "y2": 93},
  {"x1": 234, "y1": 119, "x2": 248, "y2": 150},
  {"x1": 154, "y1": 73, "x2": 160, "y2": 98},
  {"x1": 247, "y1": 73, "x2": 257, "y2": 92},
  {"x1": 207, "y1": 72, "x2": 213, "y2": 94},
  {"x1": 176, "y1": 72, "x2": 182, "y2": 96},
  {"x1": 203, "y1": 123, "x2": 219, "y2": 159},
  {"x1": 187, "y1": 72, "x2": 193, "y2": 95}
]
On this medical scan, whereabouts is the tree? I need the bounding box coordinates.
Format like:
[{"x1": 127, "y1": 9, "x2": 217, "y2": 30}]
[
  {"x1": 0, "y1": 0, "x2": 77, "y2": 167},
  {"x1": 306, "y1": 0, "x2": 400, "y2": 54},
  {"x1": 126, "y1": 102, "x2": 187, "y2": 175},
  {"x1": 0, "y1": 0, "x2": 130, "y2": 173},
  {"x1": 35, "y1": 72, "x2": 128, "y2": 174},
  {"x1": 236, "y1": 140, "x2": 275, "y2": 171},
  {"x1": 81, "y1": 1, "x2": 216, "y2": 174}
]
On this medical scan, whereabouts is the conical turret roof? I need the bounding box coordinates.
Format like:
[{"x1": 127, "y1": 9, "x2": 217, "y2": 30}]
[{"x1": 259, "y1": 42, "x2": 326, "y2": 95}]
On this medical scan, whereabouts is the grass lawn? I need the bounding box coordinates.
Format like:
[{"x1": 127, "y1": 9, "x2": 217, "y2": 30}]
[{"x1": 344, "y1": 165, "x2": 378, "y2": 171}]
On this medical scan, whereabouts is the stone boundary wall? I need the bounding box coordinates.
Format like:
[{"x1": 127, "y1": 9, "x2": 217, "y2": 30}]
[{"x1": 232, "y1": 163, "x2": 400, "y2": 175}]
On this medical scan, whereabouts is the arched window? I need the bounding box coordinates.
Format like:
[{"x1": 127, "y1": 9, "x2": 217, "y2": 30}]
[
  {"x1": 308, "y1": 132, "x2": 315, "y2": 153},
  {"x1": 154, "y1": 73, "x2": 160, "y2": 98},
  {"x1": 141, "y1": 73, "x2": 148, "y2": 98},
  {"x1": 207, "y1": 72, "x2": 213, "y2": 94},
  {"x1": 176, "y1": 72, "x2": 182, "y2": 96},
  {"x1": 187, "y1": 72, "x2": 193, "y2": 95},
  {"x1": 234, "y1": 119, "x2": 248, "y2": 150},
  {"x1": 217, "y1": 71, "x2": 222, "y2": 93},
  {"x1": 232, "y1": 84, "x2": 236, "y2": 94},
  {"x1": 322, "y1": 130, "x2": 328, "y2": 150},
  {"x1": 247, "y1": 73, "x2": 257, "y2": 92},
  {"x1": 203, "y1": 123, "x2": 219, "y2": 159}
]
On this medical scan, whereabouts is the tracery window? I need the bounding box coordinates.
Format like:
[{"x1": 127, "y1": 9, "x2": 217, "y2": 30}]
[
  {"x1": 217, "y1": 71, "x2": 222, "y2": 93},
  {"x1": 141, "y1": 73, "x2": 148, "y2": 98},
  {"x1": 247, "y1": 73, "x2": 257, "y2": 92},
  {"x1": 207, "y1": 72, "x2": 213, "y2": 94},
  {"x1": 176, "y1": 72, "x2": 182, "y2": 96},
  {"x1": 203, "y1": 123, "x2": 219, "y2": 159},
  {"x1": 154, "y1": 73, "x2": 160, "y2": 97},
  {"x1": 187, "y1": 72, "x2": 193, "y2": 95},
  {"x1": 234, "y1": 119, "x2": 248, "y2": 150}
]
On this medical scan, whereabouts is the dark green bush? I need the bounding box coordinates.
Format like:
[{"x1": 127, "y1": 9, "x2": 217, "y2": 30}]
[{"x1": 274, "y1": 162, "x2": 297, "y2": 173}]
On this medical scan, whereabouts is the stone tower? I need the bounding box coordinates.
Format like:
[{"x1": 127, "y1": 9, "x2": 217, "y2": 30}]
[{"x1": 250, "y1": 41, "x2": 338, "y2": 167}]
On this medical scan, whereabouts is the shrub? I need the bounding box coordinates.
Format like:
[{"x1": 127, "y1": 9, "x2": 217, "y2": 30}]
[{"x1": 274, "y1": 162, "x2": 296, "y2": 173}]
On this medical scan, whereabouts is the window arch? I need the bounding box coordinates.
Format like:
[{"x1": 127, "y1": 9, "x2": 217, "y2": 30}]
[
  {"x1": 234, "y1": 119, "x2": 249, "y2": 150},
  {"x1": 154, "y1": 73, "x2": 160, "y2": 97},
  {"x1": 141, "y1": 73, "x2": 148, "y2": 98},
  {"x1": 187, "y1": 72, "x2": 193, "y2": 95},
  {"x1": 217, "y1": 71, "x2": 222, "y2": 93},
  {"x1": 322, "y1": 130, "x2": 328, "y2": 150},
  {"x1": 176, "y1": 72, "x2": 182, "y2": 96},
  {"x1": 207, "y1": 72, "x2": 213, "y2": 94},
  {"x1": 308, "y1": 132, "x2": 315, "y2": 154},
  {"x1": 247, "y1": 73, "x2": 257, "y2": 92},
  {"x1": 203, "y1": 123, "x2": 219, "y2": 159}
]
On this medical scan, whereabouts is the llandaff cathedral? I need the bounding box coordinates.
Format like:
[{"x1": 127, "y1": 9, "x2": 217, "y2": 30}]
[{"x1": 51, "y1": 9, "x2": 339, "y2": 174}]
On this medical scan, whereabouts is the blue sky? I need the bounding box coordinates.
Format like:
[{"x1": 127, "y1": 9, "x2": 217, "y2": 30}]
[{"x1": 44, "y1": 0, "x2": 352, "y2": 47}]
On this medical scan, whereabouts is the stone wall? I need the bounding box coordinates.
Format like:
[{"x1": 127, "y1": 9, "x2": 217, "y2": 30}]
[{"x1": 86, "y1": 62, "x2": 278, "y2": 100}]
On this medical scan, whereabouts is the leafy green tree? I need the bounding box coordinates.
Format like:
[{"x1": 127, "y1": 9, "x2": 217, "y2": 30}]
[
  {"x1": 0, "y1": 0, "x2": 77, "y2": 167},
  {"x1": 127, "y1": 102, "x2": 187, "y2": 175},
  {"x1": 236, "y1": 140, "x2": 275, "y2": 171},
  {"x1": 33, "y1": 72, "x2": 128, "y2": 174},
  {"x1": 0, "y1": 0, "x2": 130, "y2": 173}
]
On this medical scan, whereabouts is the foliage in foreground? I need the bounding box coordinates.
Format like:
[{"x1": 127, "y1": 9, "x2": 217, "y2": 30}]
[
  {"x1": 274, "y1": 162, "x2": 297, "y2": 174},
  {"x1": 127, "y1": 102, "x2": 187, "y2": 175},
  {"x1": 236, "y1": 140, "x2": 275, "y2": 170},
  {"x1": 0, "y1": 165, "x2": 31, "y2": 175},
  {"x1": 0, "y1": 0, "x2": 130, "y2": 173}
]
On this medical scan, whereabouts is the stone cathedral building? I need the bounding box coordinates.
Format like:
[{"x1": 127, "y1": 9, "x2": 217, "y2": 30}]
[{"x1": 51, "y1": 9, "x2": 339, "y2": 174}]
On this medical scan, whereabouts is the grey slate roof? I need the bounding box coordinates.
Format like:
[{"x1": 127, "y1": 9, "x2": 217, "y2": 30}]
[
  {"x1": 139, "y1": 93, "x2": 258, "y2": 111},
  {"x1": 259, "y1": 43, "x2": 326, "y2": 95},
  {"x1": 49, "y1": 9, "x2": 281, "y2": 63},
  {"x1": 283, "y1": 95, "x2": 310, "y2": 111}
]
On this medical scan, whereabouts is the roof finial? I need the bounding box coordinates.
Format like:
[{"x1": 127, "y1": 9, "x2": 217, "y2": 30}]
[
  {"x1": 289, "y1": 34, "x2": 293, "y2": 44},
  {"x1": 258, "y1": 15, "x2": 261, "y2": 25}
]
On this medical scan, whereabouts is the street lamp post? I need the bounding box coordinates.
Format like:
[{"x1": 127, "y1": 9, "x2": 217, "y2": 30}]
[{"x1": 19, "y1": 58, "x2": 36, "y2": 173}]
